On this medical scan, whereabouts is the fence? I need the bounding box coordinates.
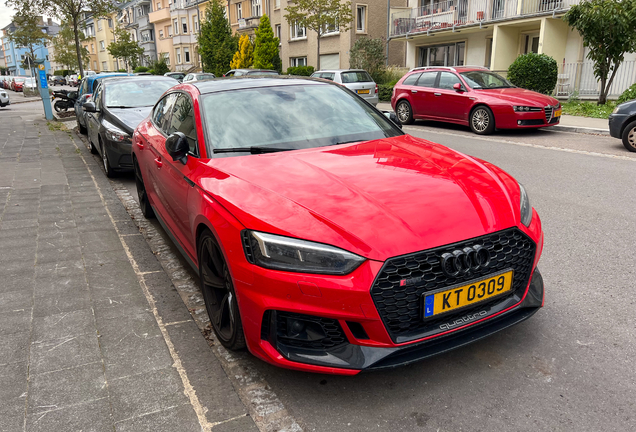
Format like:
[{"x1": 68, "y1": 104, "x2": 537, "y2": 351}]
[{"x1": 556, "y1": 60, "x2": 636, "y2": 99}]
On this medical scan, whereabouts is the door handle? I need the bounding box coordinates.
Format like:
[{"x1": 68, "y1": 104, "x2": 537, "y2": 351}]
[
  {"x1": 154, "y1": 157, "x2": 162, "y2": 168},
  {"x1": 434, "y1": 93, "x2": 442, "y2": 96},
  {"x1": 136, "y1": 140, "x2": 144, "y2": 150},
  {"x1": 411, "y1": 90, "x2": 418, "y2": 93}
]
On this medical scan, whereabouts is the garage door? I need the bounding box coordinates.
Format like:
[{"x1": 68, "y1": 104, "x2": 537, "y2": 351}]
[{"x1": 320, "y1": 54, "x2": 340, "y2": 70}]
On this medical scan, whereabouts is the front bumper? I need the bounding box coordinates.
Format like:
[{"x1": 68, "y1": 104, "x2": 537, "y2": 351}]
[
  {"x1": 608, "y1": 113, "x2": 628, "y2": 138},
  {"x1": 103, "y1": 137, "x2": 133, "y2": 170}
]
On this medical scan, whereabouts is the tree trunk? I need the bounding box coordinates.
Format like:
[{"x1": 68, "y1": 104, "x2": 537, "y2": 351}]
[
  {"x1": 600, "y1": 62, "x2": 621, "y2": 106},
  {"x1": 72, "y1": 14, "x2": 85, "y2": 77},
  {"x1": 316, "y1": 34, "x2": 321, "y2": 71}
]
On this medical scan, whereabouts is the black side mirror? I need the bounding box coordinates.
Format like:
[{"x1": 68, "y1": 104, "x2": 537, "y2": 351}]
[
  {"x1": 83, "y1": 101, "x2": 97, "y2": 112},
  {"x1": 165, "y1": 131, "x2": 189, "y2": 165},
  {"x1": 383, "y1": 111, "x2": 402, "y2": 129}
]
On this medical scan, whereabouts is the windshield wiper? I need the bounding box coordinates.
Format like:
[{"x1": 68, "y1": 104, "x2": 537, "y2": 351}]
[{"x1": 213, "y1": 146, "x2": 292, "y2": 154}]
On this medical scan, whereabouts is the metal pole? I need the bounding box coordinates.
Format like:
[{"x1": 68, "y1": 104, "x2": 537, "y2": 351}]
[{"x1": 386, "y1": 0, "x2": 391, "y2": 66}]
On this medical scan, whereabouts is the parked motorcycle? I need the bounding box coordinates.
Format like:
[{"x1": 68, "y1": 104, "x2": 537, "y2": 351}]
[{"x1": 51, "y1": 90, "x2": 77, "y2": 112}]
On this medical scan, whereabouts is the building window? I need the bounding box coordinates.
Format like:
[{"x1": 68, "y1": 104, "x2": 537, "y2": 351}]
[
  {"x1": 100, "y1": 40, "x2": 105, "y2": 50},
  {"x1": 159, "y1": 29, "x2": 164, "y2": 38},
  {"x1": 97, "y1": 20, "x2": 102, "y2": 30},
  {"x1": 290, "y1": 23, "x2": 306, "y2": 39},
  {"x1": 290, "y1": 57, "x2": 307, "y2": 67},
  {"x1": 157, "y1": 2, "x2": 161, "y2": 9},
  {"x1": 163, "y1": 53, "x2": 170, "y2": 65},
  {"x1": 93, "y1": 60, "x2": 97, "y2": 69},
  {"x1": 194, "y1": 16, "x2": 199, "y2": 32},
  {"x1": 174, "y1": 19, "x2": 179, "y2": 35},
  {"x1": 141, "y1": 30, "x2": 152, "y2": 41},
  {"x1": 236, "y1": 3, "x2": 242, "y2": 19},
  {"x1": 356, "y1": 5, "x2": 366, "y2": 32},
  {"x1": 275, "y1": 24, "x2": 281, "y2": 41},
  {"x1": 251, "y1": 0, "x2": 261, "y2": 17},
  {"x1": 176, "y1": 48, "x2": 181, "y2": 63},
  {"x1": 184, "y1": 47, "x2": 190, "y2": 62},
  {"x1": 418, "y1": 42, "x2": 465, "y2": 67},
  {"x1": 275, "y1": 0, "x2": 280, "y2": 9},
  {"x1": 182, "y1": 17, "x2": 187, "y2": 33},
  {"x1": 102, "y1": 61, "x2": 107, "y2": 70},
  {"x1": 322, "y1": 15, "x2": 339, "y2": 35},
  {"x1": 108, "y1": 18, "x2": 113, "y2": 27},
  {"x1": 91, "y1": 44, "x2": 95, "y2": 54},
  {"x1": 6, "y1": 56, "x2": 10, "y2": 64}
]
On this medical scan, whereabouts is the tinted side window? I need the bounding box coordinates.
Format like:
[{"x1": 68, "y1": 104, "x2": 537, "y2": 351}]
[
  {"x1": 322, "y1": 73, "x2": 335, "y2": 81},
  {"x1": 438, "y1": 72, "x2": 461, "y2": 90},
  {"x1": 402, "y1": 73, "x2": 421, "y2": 86},
  {"x1": 167, "y1": 94, "x2": 198, "y2": 155},
  {"x1": 93, "y1": 84, "x2": 103, "y2": 109},
  {"x1": 152, "y1": 93, "x2": 177, "y2": 134},
  {"x1": 81, "y1": 79, "x2": 89, "y2": 95},
  {"x1": 416, "y1": 72, "x2": 438, "y2": 88}
]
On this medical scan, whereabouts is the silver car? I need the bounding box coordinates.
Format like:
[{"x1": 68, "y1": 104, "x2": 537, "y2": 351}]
[
  {"x1": 0, "y1": 89, "x2": 9, "y2": 107},
  {"x1": 311, "y1": 69, "x2": 378, "y2": 106}
]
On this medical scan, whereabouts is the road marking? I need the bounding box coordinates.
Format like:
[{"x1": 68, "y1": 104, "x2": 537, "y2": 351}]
[{"x1": 402, "y1": 126, "x2": 636, "y2": 162}]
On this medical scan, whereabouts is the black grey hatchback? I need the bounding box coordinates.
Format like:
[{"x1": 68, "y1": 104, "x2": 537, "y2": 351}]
[{"x1": 609, "y1": 99, "x2": 636, "y2": 152}]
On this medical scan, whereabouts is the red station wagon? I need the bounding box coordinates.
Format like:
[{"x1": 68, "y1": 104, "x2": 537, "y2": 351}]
[{"x1": 391, "y1": 66, "x2": 561, "y2": 135}]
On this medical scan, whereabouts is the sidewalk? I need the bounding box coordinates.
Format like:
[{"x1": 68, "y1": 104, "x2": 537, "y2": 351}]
[
  {"x1": 0, "y1": 113, "x2": 257, "y2": 431},
  {"x1": 3, "y1": 89, "x2": 45, "y2": 105},
  {"x1": 376, "y1": 102, "x2": 610, "y2": 134}
]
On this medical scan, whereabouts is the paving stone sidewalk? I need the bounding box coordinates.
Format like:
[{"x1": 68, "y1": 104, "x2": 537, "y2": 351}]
[{"x1": 0, "y1": 113, "x2": 257, "y2": 431}]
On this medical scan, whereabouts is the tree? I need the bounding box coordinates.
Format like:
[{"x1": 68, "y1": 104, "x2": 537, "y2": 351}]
[
  {"x1": 285, "y1": 0, "x2": 353, "y2": 70},
  {"x1": 51, "y1": 20, "x2": 90, "y2": 71},
  {"x1": 7, "y1": 14, "x2": 50, "y2": 75},
  {"x1": 7, "y1": 0, "x2": 115, "y2": 78},
  {"x1": 230, "y1": 34, "x2": 254, "y2": 69},
  {"x1": 349, "y1": 37, "x2": 386, "y2": 82},
  {"x1": 199, "y1": 0, "x2": 238, "y2": 76},
  {"x1": 151, "y1": 55, "x2": 170, "y2": 75},
  {"x1": 564, "y1": 0, "x2": 636, "y2": 104},
  {"x1": 253, "y1": 14, "x2": 279, "y2": 70},
  {"x1": 108, "y1": 25, "x2": 144, "y2": 72}
]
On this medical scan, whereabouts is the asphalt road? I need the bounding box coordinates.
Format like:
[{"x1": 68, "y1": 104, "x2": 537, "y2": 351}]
[{"x1": 9, "y1": 100, "x2": 636, "y2": 431}]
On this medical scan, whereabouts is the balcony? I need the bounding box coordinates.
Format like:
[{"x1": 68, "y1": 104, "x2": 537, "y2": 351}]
[
  {"x1": 173, "y1": 34, "x2": 197, "y2": 45},
  {"x1": 149, "y1": 7, "x2": 170, "y2": 23},
  {"x1": 238, "y1": 16, "x2": 261, "y2": 31},
  {"x1": 391, "y1": 0, "x2": 579, "y2": 37}
]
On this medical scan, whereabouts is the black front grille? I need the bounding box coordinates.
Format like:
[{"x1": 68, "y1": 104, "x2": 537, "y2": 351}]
[
  {"x1": 276, "y1": 311, "x2": 347, "y2": 350},
  {"x1": 370, "y1": 228, "x2": 536, "y2": 343}
]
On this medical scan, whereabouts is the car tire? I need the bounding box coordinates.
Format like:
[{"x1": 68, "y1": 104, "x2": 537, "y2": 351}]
[
  {"x1": 77, "y1": 117, "x2": 87, "y2": 135},
  {"x1": 100, "y1": 140, "x2": 115, "y2": 178},
  {"x1": 621, "y1": 120, "x2": 636, "y2": 152},
  {"x1": 470, "y1": 106, "x2": 495, "y2": 135},
  {"x1": 396, "y1": 100, "x2": 414, "y2": 125},
  {"x1": 134, "y1": 158, "x2": 155, "y2": 219},
  {"x1": 198, "y1": 230, "x2": 246, "y2": 351},
  {"x1": 89, "y1": 137, "x2": 98, "y2": 155}
]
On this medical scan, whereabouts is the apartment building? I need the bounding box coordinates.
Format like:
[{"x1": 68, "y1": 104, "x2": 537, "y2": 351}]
[
  {"x1": 227, "y1": 0, "x2": 406, "y2": 70},
  {"x1": 83, "y1": 17, "x2": 101, "y2": 72},
  {"x1": 1, "y1": 18, "x2": 60, "y2": 76},
  {"x1": 119, "y1": 0, "x2": 158, "y2": 66},
  {"x1": 390, "y1": 0, "x2": 636, "y2": 98},
  {"x1": 94, "y1": 14, "x2": 119, "y2": 71}
]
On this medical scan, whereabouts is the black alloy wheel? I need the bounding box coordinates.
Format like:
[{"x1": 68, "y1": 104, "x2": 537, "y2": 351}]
[
  {"x1": 470, "y1": 106, "x2": 495, "y2": 135},
  {"x1": 100, "y1": 140, "x2": 115, "y2": 178},
  {"x1": 621, "y1": 120, "x2": 636, "y2": 152},
  {"x1": 134, "y1": 158, "x2": 155, "y2": 218},
  {"x1": 198, "y1": 231, "x2": 245, "y2": 350},
  {"x1": 396, "y1": 100, "x2": 414, "y2": 125}
]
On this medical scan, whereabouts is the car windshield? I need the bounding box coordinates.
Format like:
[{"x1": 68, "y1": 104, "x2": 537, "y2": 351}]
[
  {"x1": 200, "y1": 84, "x2": 402, "y2": 154},
  {"x1": 341, "y1": 71, "x2": 373, "y2": 83},
  {"x1": 104, "y1": 80, "x2": 175, "y2": 108},
  {"x1": 460, "y1": 71, "x2": 512, "y2": 89},
  {"x1": 197, "y1": 74, "x2": 216, "y2": 80}
]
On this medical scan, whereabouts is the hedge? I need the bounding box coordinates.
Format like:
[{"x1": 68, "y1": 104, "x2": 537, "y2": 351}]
[
  {"x1": 378, "y1": 80, "x2": 399, "y2": 102},
  {"x1": 53, "y1": 69, "x2": 75, "y2": 76},
  {"x1": 134, "y1": 66, "x2": 149, "y2": 73},
  {"x1": 286, "y1": 66, "x2": 314, "y2": 76},
  {"x1": 507, "y1": 53, "x2": 558, "y2": 95},
  {"x1": 618, "y1": 83, "x2": 636, "y2": 104}
]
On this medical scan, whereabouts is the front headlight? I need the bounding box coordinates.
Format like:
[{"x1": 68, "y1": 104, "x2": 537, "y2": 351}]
[
  {"x1": 103, "y1": 120, "x2": 130, "y2": 143},
  {"x1": 513, "y1": 106, "x2": 542, "y2": 112},
  {"x1": 242, "y1": 230, "x2": 365, "y2": 275},
  {"x1": 519, "y1": 183, "x2": 532, "y2": 227},
  {"x1": 612, "y1": 106, "x2": 620, "y2": 114}
]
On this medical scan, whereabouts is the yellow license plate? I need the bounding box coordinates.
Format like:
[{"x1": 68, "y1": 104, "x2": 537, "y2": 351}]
[
  {"x1": 554, "y1": 108, "x2": 562, "y2": 117},
  {"x1": 423, "y1": 270, "x2": 514, "y2": 318},
  {"x1": 357, "y1": 89, "x2": 370, "y2": 94}
]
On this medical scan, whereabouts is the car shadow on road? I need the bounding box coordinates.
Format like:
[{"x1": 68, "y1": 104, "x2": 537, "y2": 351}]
[{"x1": 411, "y1": 120, "x2": 554, "y2": 138}]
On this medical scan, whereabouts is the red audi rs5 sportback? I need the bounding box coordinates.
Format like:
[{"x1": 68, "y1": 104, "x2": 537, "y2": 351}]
[
  {"x1": 133, "y1": 77, "x2": 545, "y2": 375},
  {"x1": 391, "y1": 66, "x2": 561, "y2": 135}
]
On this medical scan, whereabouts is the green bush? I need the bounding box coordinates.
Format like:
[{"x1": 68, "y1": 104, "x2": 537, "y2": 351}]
[
  {"x1": 150, "y1": 56, "x2": 170, "y2": 75},
  {"x1": 147, "y1": 69, "x2": 156, "y2": 75},
  {"x1": 54, "y1": 69, "x2": 75, "y2": 76},
  {"x1": 134, "y1": 66, "x2": 149, "y2": 73},
  {"x1": 507, "y1": 53, "x2": 558, "y2": 95},
  {"x1": 617, "y1": 83, "x2": 636, "y2": 104},
  {"x1": 117, "y1": 69, "x2": 127, "y2": 72},
  {"x1": 378, "y1": 80, "x2": 399, "y2": 102},
  {"x1": 286, "y1": 66, "x2": 314, "y2": 76}
]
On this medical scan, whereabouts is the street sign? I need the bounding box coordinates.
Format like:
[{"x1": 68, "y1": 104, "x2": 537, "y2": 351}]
[
  {"x1": 39, "y1": 70, "x2": 48, "y2": 89},
  {"x1": 38, "y1": 64, "x2": 45, "y2": 71}
]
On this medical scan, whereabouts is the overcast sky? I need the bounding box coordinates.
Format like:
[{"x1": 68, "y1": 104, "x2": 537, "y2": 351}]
[{"x1": 0, "y1": 3, "x2": 16, "y2": 29}]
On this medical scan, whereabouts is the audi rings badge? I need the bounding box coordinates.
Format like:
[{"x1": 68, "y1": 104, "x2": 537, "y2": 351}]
[{"x1": 440, "y1": 245, "x2": 490, "y2": 277}]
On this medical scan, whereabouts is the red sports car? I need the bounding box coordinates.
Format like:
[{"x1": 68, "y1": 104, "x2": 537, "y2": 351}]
[
  {"x1": 391, "y1": 66, "x2": 561, "y2": 135},
  {"x1": 133, "y1": 77, "x2": 545, "y2": 374}
]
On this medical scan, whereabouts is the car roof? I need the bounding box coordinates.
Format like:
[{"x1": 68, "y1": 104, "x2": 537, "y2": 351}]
[
  {"x1": 409, "y1": 66, "x2": 490, "y2": 73},
  {"x1": 193, "y1": 76, "x2": 324, "y2": 94},
  {"x1": 99, "y1": 76, "x2": 178, "y2": 85},
  {"x1": 314, "y1": 69, "x2": 368, "y2": 73}
]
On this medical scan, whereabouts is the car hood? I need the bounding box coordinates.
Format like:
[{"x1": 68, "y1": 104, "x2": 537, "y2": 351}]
[
  {"x1": 198, "y1": 135, "x2": 520, "y2": 261},
  {"x1": 474, "y1": 87, "x2": 559, "y2": 107},
  {"x1": 106, "y1": 106, "x2": 153, "y2": 134}
]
